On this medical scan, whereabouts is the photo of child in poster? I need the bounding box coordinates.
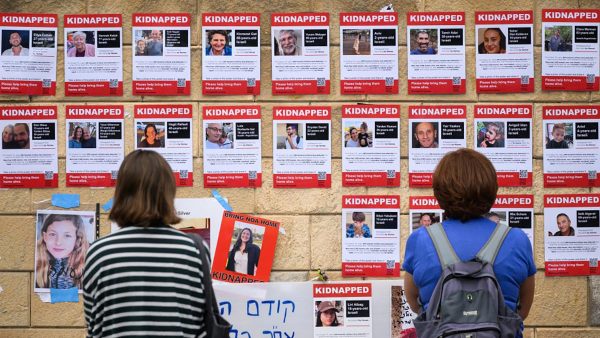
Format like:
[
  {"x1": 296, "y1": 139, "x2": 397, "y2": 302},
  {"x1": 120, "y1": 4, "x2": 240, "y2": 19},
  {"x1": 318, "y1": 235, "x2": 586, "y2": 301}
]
[
  {"x1": 34, "y1": 210, "x2": 96, "y2": 292},
  {"x1": 477, "y1": 121, "x2": 505, "y2": 148}
]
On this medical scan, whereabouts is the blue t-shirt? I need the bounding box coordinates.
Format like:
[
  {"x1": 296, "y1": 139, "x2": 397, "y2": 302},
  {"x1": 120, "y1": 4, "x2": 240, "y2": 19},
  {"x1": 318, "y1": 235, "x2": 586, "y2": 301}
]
[{"x1": 402, "y1": 217, "x2": 536, "y2": 312}]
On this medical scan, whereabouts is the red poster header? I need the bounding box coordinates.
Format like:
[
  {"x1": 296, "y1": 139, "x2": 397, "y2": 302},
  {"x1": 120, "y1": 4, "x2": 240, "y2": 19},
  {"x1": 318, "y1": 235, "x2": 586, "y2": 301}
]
[
  {"x1": 203, "y1": 13, "x2": 260, "y2": 26},
  {"x1": 133, "y1": 13, "x2": 191, "y2": 27},
  {"x1": 409, "y1": 105, "x2": 467, "y2": 119},
  {"x1": 134, "y1": 104, "x2": 193, "y2": 118},
  {"x1": 340, "y1": 12, "x2": 398, "y2": 26},
  {"x1": 543, "y1": 105, "x2": 600, "y2": 120},
  {"x1": 542, "y1": 9, "x2": 600, "y2": 23},
  {"x1": 409, "y1": 196, "x2": 440, "y2": 209},
  {"x1": 1, "y1": 13, "x2": 57, "y2": 27},
  {"x1": 407, "y1": 12, "x2": 465, "y2": 25},
  {"x1": 0, "y1": 106, "x2": 57, "y2": 120},
  {"x1": 342, "y1": 105, "x2": 400, "y2": 118},
  {"x1": 475, "y1": 11, "x2": 533, "y2": 24},
  {"x1": 545, "y1": 194, "x2": 600, "y2": 207},
  {"x1": 271, "y1": 13, "x2": 329, "y2": 26},
  {"x1": 342, "y1": 195, "x2": 400, "y2": 209},
  {"x1": 273, "y1": 106, "x2": 330, "y2": 120},
  {"x1": 203, "y1": 105, "x2": 261, "y2": 119},
  {"x1": 313, "y1": 283, "x2": 372, "y2": 297},
  {"x1": 493, "y1": 194, "x2": 534, "y2": 208},
  {"x1": 64, "y1": 14, "x2": 122, "y2": 28},
  {"x1": 475, "y1": 105, "x2": 532, "y2": 118},
  {"x1": 66, "y1": 105, "x2": 124, "y2": 119}
]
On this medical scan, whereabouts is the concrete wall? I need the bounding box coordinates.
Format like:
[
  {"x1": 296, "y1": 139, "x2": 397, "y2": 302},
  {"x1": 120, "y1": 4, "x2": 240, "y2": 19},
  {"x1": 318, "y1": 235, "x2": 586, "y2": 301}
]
[{"x1": 0, "y1": 0, "x2": 599, "y2": 337}]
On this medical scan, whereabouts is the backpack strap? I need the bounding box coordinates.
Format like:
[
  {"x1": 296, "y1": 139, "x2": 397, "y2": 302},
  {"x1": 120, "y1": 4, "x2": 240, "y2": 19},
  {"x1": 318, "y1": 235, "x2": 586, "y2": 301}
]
[
  {"x1": 426, "y1": 223, "x2": 460, "y2": 269},
  {"x1": 476, "y1": 223, "x2": 511, "y2": 265}
]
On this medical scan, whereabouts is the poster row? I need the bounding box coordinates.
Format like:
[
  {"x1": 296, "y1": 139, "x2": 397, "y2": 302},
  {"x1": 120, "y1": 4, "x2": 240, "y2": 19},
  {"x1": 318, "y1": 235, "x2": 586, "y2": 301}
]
[
  {"x1": 1, "y1": 104, "x2": 599, "y2": 188},
  {"x1": 1, "y1": 10, "x2": 599, "y2": 96}
]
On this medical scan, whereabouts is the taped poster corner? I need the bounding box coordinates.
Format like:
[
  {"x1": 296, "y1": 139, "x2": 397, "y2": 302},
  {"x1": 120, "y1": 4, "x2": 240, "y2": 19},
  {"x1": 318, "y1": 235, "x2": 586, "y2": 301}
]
[
  {"x1": 102, "y1": 198, "x2": 114, "y2": 212},
  {"x1": 50, "y1": 287, "x2": 79, "y2": 303}
]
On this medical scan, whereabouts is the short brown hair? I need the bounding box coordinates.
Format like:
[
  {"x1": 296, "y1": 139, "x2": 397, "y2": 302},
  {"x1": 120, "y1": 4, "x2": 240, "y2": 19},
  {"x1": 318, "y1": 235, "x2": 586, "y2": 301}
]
[
  {"x1": 110, "y1": 150, "x2": 180, "y2": 228},
  {"x1": 432, "y1": 148, "x2": 498, "y2": 222}
]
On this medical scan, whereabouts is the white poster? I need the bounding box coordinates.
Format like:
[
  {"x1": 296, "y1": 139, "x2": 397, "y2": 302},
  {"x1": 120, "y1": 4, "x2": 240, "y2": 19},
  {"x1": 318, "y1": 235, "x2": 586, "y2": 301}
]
[
  {"x1": 65, "y1": 105, "x2": 124, "y2": 187},
  {"x1": 313, "y1": 283, "x2": 373, "y2": 337},
  {"x1": 132, "y1": 13, "x2": 191, "y2": 95},
  {"x1": 489, "y1": 195, "x2": 534, "y2": 249}
]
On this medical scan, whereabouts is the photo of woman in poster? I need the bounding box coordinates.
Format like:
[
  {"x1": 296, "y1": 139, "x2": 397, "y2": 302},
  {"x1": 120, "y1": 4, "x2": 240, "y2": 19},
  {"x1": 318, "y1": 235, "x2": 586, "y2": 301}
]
[
  {"x1": 478, "y1": 28, "x2": 506, "y2": 54},
  {"x1": 35, "y1": 213, "x2": 93, "y2": 290},
  {"x1": 315, "y1": 301, "x2": 343, "y2": 327},
  {"x1": 205, "y1": 30, "x2": 232, "y2": 56},
  {"x1": 226, "y1": 227, "x2": 261, "y2": 276}
]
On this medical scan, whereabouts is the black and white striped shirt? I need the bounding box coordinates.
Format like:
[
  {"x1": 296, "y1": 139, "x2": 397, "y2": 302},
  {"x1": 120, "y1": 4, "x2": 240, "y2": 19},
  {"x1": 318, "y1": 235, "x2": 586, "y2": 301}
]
[{"x1": 83, "y1": 226, "x2": 206, "y2": 338}]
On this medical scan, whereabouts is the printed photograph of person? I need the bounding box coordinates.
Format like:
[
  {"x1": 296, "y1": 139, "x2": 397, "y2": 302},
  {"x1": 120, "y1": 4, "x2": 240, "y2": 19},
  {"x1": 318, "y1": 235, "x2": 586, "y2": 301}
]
[
  {"x1": 345, "y1": 211, "x2": 372, "y2": 238},
  {"x1": 478, "y1": 28, "x2": 506, "y2": 54},
  {"x1": 205, "y1": 122, "x2": 233, "y2": 149},
  {"x1": 2, "y1": 124, "x2": 19, "y2": 149},
  {"x1": 342, "y1": 29, "x2": 371, "y2": 55},
  {"x1": 485, "y1": 211, "x2": 507, "y2": 226},
  {"x1": 276, "y1": 123, "x2": 304, "y2": 150},
  {"x1": 412, "y1": 121, "x2": 438, "y2": 148},
  {"x1": 205, "y1": 30, "x2": 232, "y2": 56},
  {"x1": 136, "y1": 122, "x2": 165, "y2": 148},
  {"x1": 344, "y1": 121, "x2": 373, "y2": 148},
  {"x1": 410, "y1": 29, "x2": 437, "y2": 55},
  {"x1": 548, "y1": 213, "x2": 575, "y2": 236},
  {"x1": 411, "y1": 212, "x2": 442, "y2": 231},
  {"x1": 133, "y1": 30, "x2": 163, "y2": 56},
  {"x1": 2, "y1": 30, "x2": 29, "y2": 56},
  {"x1": 67, "y1": 31, "x2": 95, "y2": 57},
  {"x1": 545, "y1": 122, "x2": 572, "y2": 149},
  {"x1": 225, "y1": 223, "x2": 263, "y2": 276},
  {"x1": 315, "y1": 301, "x2": 344, "y2": 327},
  {"x1": 34, "y1": 212, "x2": 95, "y2": 290},
  {"x1": 477, "y1": 121, "x2": 505, "y2": 148},
  {"x1": 544, "y1": 26, "x2": 572, "y2": 52},
  {"x1": 274, "y1": 29, "x2": 302, "y2": 56},
  {"x1": 68, "y1": 123, "x2": 97, "y2": 149}
]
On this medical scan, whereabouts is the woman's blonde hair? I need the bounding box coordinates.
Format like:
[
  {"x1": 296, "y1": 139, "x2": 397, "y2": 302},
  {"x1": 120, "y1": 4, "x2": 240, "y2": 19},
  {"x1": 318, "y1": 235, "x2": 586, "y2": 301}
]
[
  {"x1": 35, "y1": 214, "x2": 89, "y2": 288},
  {"x1": 109, "y1": 150, "x2": 181, "y2": 228}
]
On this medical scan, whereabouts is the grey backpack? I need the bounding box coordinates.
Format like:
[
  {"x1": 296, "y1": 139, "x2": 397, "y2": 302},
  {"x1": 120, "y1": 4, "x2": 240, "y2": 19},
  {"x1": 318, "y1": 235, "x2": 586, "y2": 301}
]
[{"x1": 413, "y1": 223, "x2": 522, "y2": 338}]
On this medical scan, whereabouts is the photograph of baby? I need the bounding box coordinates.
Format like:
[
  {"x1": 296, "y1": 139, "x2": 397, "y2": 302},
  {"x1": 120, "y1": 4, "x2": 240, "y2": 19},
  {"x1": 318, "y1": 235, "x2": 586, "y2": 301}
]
[
  {"x1": 477, "y1": 121, "x2": 505, "y2": 148},
  {"x1": 34, "y1": 210, "x2": 96, "y2": 292}
]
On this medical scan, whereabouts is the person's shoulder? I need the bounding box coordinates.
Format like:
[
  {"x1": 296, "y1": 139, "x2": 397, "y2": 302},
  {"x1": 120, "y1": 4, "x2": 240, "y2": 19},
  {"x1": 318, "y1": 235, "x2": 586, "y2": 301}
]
[{"x1": 504, "y1": 226, "x2": 531, "y2": 247}]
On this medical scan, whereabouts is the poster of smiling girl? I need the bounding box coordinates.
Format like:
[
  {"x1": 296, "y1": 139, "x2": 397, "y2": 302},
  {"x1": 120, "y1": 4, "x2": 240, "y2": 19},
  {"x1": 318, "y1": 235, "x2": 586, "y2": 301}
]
[{"x1": 34, "y1": 210, "x2": 96, "y2": 292}]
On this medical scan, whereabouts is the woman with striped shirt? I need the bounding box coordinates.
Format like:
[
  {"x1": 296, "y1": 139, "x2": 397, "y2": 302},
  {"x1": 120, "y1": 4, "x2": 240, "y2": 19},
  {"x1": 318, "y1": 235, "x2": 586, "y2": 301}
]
[{"x1": 83, "y1": 150, "x2": 207, "y2": 338}]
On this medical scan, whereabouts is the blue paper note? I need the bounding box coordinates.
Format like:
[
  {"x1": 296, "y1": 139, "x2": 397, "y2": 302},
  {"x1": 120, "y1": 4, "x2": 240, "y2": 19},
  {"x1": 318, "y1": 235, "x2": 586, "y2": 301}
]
[
  {"x1": 102, "y1": 198, "x2": 114, "y2": 212},
  {"x1": 50, "y1": 288, "x2": 79, "y2": 303},
  {"x1": 51, "y1": 194, "x2": 80, "y2": 209},
  {"x1": 211, "y1": 189, "x2": 232, "y2": 211}
]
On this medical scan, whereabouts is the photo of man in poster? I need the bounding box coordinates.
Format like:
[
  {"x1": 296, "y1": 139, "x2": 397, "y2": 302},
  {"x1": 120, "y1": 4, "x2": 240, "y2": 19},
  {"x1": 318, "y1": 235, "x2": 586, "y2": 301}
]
[
  {"x1": 2, "y1": 31, "x2": 29, "y2": 56},
  {"x1": 146, "y1": 30, "x2": 163, "y2": 56},
  {"x1": 284, "y1": 123, "x2": 303, "y2": 149},
  {"x1": 410, "y1": 30, "x2": 437, "y2": 55},
  {"x1": 412, "y1": 121, "x2": 438, "y2": 148},
  {"x1": 275, "y1": 29, "x2": 302, "y2": 56},
  {"x1": 13, "y1": 123, "x2": 30, "y2": 149},
  {"x1": 205, "y1": 122, "x2": 232, "y2": 149}
]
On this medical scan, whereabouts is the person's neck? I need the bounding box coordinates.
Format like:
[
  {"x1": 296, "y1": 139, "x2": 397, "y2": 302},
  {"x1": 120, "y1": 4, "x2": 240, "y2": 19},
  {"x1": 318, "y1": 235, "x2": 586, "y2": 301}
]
[{"x1": 12, "y1": 46, "x2": 22, "y2": 53}]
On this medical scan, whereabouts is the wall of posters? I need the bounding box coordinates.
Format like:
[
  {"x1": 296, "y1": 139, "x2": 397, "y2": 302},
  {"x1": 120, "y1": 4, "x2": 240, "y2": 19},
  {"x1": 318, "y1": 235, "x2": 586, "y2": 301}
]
[
  {"x1": 475, "y1": 11, "x2": 534, "y2": 93},
  {"x1": 202, "y1": 105, "x2": 261, "y2": 188},
  {"x1": 341, "y1": 104, "x2": 400, "y2": 187},
  {"x1": 406, "y1": 12, "x2": 466, "y2": 94},
  {"x1": 408, "y1": 105, "x2": 466, "y2": 187},
  {"x1": 0, "y1": 106, "x2": 57, "y2": 188},
  {"x1": 133, "y1": 104, "x2": 193, "y2": 186},
  {"x1": 34, "y1": 210, "x2": 96, "y2": 293},
  {"x1": 542, "y1": 105, "x2": 600, "y2": 187},
  {"x1": 474, "y1": 104, "x2": 533, "y2": 187},
  {"x1": 211, "y1": 211, "x2": 279, "y2": 283},
  {"x1": 0, "y1": 13, "x2": 57, "y2": 95},
  {"x1": 490, "y1": 194, "x2": 534, "y2": 249},
  {"x1": 408, "y1": 196, "x2": 443, "y2": 233},
  {"x1": 542, "y1": 9, "x2": 600, "y2": 91},
  {"x1": 341, "y1": 195, "x2": 400, "y2": 277},
  {"x1": 270, "y1": 13, "x2": 330, "y2": 95},
  {"x1": 339, "y1": 12, "x2": 398, "y2": 95},
  {"x1": 202, "y1": 13, "x2": 260, "y2": 95},
  {"x1": 272, "y1": 106, "x2": 331, "y2": 188},
  {"x1": 63, "y1": 14, "x2": 123, "y2": 96},
  {"x1": 132, "y1": 13, "x2": 191, "y2": 95},
  {"x1": 65, "y1": 105, "x2": 124, "y2": 187},
  {"x1": 544, "y1": 194, "x2": 600, "y2": 276}
]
